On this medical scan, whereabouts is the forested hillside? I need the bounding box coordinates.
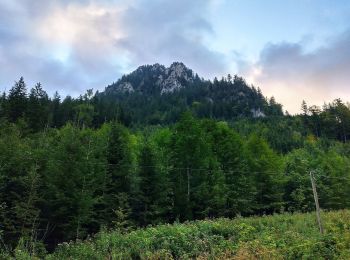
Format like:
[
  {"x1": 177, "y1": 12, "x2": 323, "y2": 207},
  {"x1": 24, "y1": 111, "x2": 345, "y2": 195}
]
[
  {"x1": 1, "y1": 64, "x2": 350, "y2": 257},
  {"x1": 100, "y1": 62, "x2": 283, "y2": 124},
  {"x1": 0, "y1": 63, "x2": 283, "y2": 129}
]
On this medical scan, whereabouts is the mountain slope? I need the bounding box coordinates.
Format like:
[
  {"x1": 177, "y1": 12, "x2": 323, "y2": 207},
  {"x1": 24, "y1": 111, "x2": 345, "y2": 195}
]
[{"x1": 98, "y1": 62, "x2": 283, "y2": 125}]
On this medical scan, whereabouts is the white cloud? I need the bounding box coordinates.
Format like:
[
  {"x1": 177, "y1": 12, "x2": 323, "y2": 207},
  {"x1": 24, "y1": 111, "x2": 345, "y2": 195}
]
[
  {"x1": 0, "y1": 0, "x2": 226, "y2": 95},
  {"x1": 241, "y1": 31, "x2": 350, "y2": 114}
]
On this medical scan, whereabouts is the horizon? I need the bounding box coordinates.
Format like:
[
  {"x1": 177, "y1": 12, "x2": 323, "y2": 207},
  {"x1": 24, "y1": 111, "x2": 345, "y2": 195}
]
[{"x1": 1, "y1": 0, "x2": 350, "y2": 113}]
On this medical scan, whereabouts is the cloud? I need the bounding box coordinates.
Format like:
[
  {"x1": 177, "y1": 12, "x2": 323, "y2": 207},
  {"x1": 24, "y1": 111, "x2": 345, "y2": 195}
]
[
  {"x1": 115, "y1": 0, "x2": 227, "y2": 76},
  {"x1": 0, "y1": 0, "x2": 127, "y2": 95},
  {"x1": 4, "y1": 0, "x2": 348, "y2": 112},
  {"x1": 0, "y1": 0, "x2": 226, "y2": 96},
  {"x1": 241, "y1": 30, "x2": 350, "y2": 114}
]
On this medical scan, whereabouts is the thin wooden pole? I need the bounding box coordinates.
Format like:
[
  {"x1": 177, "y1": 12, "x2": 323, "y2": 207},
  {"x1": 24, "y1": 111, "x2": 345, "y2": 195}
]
[
  {"x1": 187, "y1": 167, "x2": 190, "y2": 202},
  {"x1": 310, "y1": 171, "x2": 324, "y2": 234}
]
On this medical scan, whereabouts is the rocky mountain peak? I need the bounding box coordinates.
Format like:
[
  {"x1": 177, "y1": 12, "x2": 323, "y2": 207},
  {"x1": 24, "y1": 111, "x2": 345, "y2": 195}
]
[
  {"x1": 168, "y1": 62, "x2": 191, "y2": 77},
  {"x1": 105, "y1": 62, "x2": 197, "y2": 95}
]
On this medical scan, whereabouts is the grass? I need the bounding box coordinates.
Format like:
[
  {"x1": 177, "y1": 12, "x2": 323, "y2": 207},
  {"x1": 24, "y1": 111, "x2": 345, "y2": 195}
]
[{"x1": 5, "y1": 210, "x2": 350, "y2": 259}]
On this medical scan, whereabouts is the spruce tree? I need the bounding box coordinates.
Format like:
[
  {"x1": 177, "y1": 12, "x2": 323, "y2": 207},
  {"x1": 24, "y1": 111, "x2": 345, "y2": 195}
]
[
  {"x1": 245, "y1": 134, "x2": 285, "y2": 214},
  {"x1": 27, "y1": 83, "x2": 49, "y2": 131},
  {"x1": 137, "y1": 140, "x2": 171, "y2": 225},
  {"x1": 101, "y1": 122, "x2": 133, "y2": 227},
  {"x1": 171, "y1": 112, "x2": 211, "y2": 220},
  {"x1": 8, "y1": 77, "x2": 27, "y2": 122}
]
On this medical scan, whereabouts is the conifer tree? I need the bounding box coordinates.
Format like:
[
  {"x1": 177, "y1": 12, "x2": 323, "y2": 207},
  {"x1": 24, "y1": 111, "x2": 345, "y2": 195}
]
[
  {"x1": 27, "y1": 83, "x2": 49, "y2": 131},
  {"x1": 207, "y1": 121, "x2": 255, "y2": 216},
  {"x1": 137, "y1": 140, "x2": 171, "y2": 225},
  {"x1": 8, "y1": 77, "x2": 27, "y2": 122},
  {"x1": 245, "y1": 134, "x2": 285, "y2": 214},
  {"x1": 171, "y1": 112, "x2": 211, "y2": 220},
  {"x1": 101, "y1": 122, "x2": 134, "y2": 226}
]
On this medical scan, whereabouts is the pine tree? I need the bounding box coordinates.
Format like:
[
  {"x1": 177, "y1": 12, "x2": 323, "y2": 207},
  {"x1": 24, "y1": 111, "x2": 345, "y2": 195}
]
[
  {"x1": 301, "y1": 100, "x2": 308, "y2": 115},
  {"x1": 27, "y1": 83, "x2": 49, "y2": 131},
  {"x1": 40, "y1": 125, "x2": 100, "y2": 242},
  {"x1": 171, "y1": 112, "x2": 211, "y2": 220},
  {"x1": 15, "y1": 165, "x2": 41, "y2": 242},
  {"x1": 208, "y1": 121, "x2": 255, "y2": 216},
  {"x1": 8, "y1": 77, "x2": 27, "y2": 122},
  {"x1": 50, "y1": 91, "x2": 61, "y2": 127},
  {"x1": 0, "y1": 123, "x2": 39, "y2": 246},
  {"x1": 245, "y1": 134, "x2": 285, "y2": 214},
  {"x1": 101, "y1": 122, "x2": 134, "y2": 227},
  {"x1": 137, "y1": 140, "x2": 171, "y2": 225},
  {"x1": 0, "y1": 92, "x2": 7, "y2": 118}
]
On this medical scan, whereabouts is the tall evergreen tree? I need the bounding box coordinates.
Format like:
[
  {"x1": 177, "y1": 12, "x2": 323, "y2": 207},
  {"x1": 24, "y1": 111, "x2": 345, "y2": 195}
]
[
  {"x1": 171, "y1": 112, "x2": 212, "y2": 220},
  {"x1": 27, "y1": 83, "x2": 49, "y2": 131},
  {"x1": 206, "y1": 121, "x2": 255, "y2": 216},
  {"x1": 0, "y1": 123, "x2": 39, "y2": 247},
  {"x1": 0, "y1": 92, "x2": 7, "y2": 119},
  {"x1": 50, "y1": 91, "x2": 61, "y2": 127},
  {"x1": 7, "y1": 77, "x2": 27, "y2": 122},
  {"x1": 245, "y1": 134, "x2": 285, "y2": 214},
  {"x1": 101, "y1": 122, "x2": 134, "y2": 227},
  {"x1": 137, "y1": 140, "x2": 170, "y2": 225}
]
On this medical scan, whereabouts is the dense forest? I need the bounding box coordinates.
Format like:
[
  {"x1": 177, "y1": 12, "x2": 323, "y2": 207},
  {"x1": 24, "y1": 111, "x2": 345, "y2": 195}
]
[{"x1": 1, "y1": 66, "x2": 350, "y2": 256}]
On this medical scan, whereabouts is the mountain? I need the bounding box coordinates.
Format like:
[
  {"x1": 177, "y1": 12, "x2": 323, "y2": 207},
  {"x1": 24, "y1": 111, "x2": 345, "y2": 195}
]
[
  {"x1": 97, "y1": 62, "x2": 283, "y2": 125},
  {"x1": 105, "y1": 62, "x2": 198, "y2": 95}
]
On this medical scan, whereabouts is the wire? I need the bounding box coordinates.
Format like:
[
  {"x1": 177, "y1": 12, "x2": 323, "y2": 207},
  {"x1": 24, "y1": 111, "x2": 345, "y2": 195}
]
[
  {"x1": 2, "y1": 157, "x2": 350, "y2": 183},
  {"x1": 36, "y1": 160, "x2": 287, "y2": 175}
]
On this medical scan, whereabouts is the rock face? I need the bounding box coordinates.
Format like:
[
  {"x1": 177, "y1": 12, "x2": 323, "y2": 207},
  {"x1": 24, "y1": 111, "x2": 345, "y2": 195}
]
[
  {"x1": 117, "y1": 82, "x2": 134, "y2": 93},
  {"x1": 251, "y1": 108, "x2": 266, "y2": 118},
  {"x1": 161, "y1": 62, "x2": 195, "y2": 94},
  {"x1": 105, "y1": 62, "x2": 197, "y2": 95}
]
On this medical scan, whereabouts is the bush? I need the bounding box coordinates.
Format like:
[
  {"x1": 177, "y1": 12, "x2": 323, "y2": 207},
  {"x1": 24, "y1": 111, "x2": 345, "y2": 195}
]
[{"x1": 28, "y1": 210, "x2": 350, "y2": 259}]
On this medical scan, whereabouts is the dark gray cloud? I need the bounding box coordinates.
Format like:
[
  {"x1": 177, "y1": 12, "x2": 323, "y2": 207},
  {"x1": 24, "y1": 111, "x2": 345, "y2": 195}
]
[
  {"x1": 242, "y1": 29, "x2": 350, "y2": 113},
  {"x1": 0, "y1": 0, "x2": 226, "y2": 96}
]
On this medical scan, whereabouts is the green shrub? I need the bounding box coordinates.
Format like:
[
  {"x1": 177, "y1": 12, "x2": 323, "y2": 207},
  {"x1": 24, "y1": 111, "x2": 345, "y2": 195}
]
[{"x1": 30, "y1": 210, "x2": 350, "y2": 259}]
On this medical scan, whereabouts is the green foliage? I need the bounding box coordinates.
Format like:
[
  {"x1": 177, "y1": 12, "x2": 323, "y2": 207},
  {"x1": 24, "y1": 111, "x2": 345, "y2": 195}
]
[
  {"x1": 101, "y1": 122, "x2": 135, "y2": 228},
  {"x1": 1, "y1": 76, "x2": 350, "y2": 256},
  {"x1": 245, "y1": 134, "x2": 285, "y2": 213},
  {"x1": 27, "y1": 83, "x2": 49, "y2": 131},
  {"x1": 137, "y1": 140, "x2": 171, "y2": 225},
  {"x1": 1, "y1": 111, "x2": 350, "y2": 253},
  {"x1": 0, "y1": 122, "x2": 38, "y2": 246},
  {"x1": 7, "y1": 77, "x2": 27, "y2": 122},
  {"x1": 171, "y1": 112, "x2": 207, "y2": 219},
  {"x1": 111, "y1": 197, "x2": 133, "y2": 232},
  {"x1": 284, "y1": 142, "x2": 350, "y2": 212},
  {"x1": 26, "y1": 210, "x2": 350, "y2": 259},
  {"x1": 204, "y1": 120, "x2": 254, "y2": 216}
]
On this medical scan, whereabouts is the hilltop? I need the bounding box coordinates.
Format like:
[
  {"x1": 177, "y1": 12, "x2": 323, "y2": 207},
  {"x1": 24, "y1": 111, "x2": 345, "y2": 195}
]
[{"x1": 97, "y1": 62, "x2": 283, "y2": 125}]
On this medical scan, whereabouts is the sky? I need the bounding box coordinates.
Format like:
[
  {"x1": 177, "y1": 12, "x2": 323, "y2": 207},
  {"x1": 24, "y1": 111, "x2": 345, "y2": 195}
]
[{"x1": 1, "y1": 0, "x2": 350, "y2": 113}]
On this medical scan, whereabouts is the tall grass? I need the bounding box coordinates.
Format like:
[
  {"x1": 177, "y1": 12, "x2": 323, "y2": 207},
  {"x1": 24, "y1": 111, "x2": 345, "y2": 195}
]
[{"x1": 4, "y1": 210, "x2": 350, "y2": 259}]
